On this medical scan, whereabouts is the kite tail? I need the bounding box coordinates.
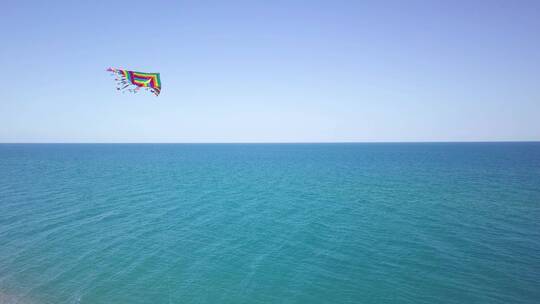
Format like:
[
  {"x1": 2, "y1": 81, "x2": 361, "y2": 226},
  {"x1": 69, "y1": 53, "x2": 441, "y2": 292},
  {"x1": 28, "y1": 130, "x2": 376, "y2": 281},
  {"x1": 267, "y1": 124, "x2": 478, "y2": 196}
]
[{"x1": 108, "y1": 67, "x2": 132, "y2": 93}]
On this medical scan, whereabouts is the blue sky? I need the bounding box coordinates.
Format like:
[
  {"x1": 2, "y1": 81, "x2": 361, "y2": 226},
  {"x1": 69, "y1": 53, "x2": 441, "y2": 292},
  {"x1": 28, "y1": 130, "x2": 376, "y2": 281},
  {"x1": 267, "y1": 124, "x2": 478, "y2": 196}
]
[{"x1": 1, "y1": 0, "x2": 539, "y2": 142}]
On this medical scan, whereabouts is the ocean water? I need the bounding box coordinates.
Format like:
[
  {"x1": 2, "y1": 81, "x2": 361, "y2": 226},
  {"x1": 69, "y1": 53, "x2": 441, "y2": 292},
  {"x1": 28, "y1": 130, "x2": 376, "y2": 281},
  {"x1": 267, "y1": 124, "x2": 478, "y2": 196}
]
[{"x1": 0, "y1": 143, "x2": 539, "y2": 304}]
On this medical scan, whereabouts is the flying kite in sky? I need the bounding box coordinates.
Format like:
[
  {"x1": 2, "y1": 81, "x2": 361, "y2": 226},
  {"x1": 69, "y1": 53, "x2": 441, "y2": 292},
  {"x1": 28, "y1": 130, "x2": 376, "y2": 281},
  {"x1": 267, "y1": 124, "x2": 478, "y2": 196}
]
[{"x1": 107, "y1": 67, "x2": 161, "y2": 96}]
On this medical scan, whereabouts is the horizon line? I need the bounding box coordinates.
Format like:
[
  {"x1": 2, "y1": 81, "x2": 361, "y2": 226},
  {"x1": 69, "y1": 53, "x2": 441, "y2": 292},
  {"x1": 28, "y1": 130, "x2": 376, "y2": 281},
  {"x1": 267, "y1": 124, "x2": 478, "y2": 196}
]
[{"x1": 1, "y1": 140, "x2": 539, "y2": 145}]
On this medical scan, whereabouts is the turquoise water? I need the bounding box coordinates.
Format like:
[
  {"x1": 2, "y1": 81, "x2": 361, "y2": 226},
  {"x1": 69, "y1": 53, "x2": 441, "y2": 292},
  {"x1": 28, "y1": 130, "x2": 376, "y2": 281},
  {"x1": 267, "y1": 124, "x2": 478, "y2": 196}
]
[{"x1": 1, "y1": 143, "x2": 539, "y2": 304}]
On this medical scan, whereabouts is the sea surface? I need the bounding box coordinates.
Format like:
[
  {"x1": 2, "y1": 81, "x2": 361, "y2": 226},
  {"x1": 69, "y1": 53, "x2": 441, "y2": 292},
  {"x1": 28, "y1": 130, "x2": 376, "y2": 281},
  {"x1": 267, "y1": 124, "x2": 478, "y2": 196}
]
[{"x1": 0, "y1": 143, "x2": 539, "y2": 304}]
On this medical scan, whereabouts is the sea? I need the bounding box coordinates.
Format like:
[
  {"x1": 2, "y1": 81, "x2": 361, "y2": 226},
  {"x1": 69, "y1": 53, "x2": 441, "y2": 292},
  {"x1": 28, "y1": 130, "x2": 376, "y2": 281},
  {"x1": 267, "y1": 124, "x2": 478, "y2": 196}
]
[{"x1": 0, "y1": 143, "x2": 539, "y2": 304}]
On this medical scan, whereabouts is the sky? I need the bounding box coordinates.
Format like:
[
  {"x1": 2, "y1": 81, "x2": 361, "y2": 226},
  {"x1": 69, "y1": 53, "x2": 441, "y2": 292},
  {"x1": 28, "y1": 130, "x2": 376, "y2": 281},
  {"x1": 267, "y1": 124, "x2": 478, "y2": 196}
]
[{"x1": 1, "y1": 0, "x2": 539, "y2": 143}]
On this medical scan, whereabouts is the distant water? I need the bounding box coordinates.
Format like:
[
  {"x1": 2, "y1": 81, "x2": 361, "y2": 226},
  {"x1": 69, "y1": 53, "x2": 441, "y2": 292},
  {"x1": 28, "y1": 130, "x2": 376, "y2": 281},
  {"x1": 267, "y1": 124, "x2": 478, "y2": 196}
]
[{"x1": 1, "y1": 143, "x2": 539, "y2": 304}]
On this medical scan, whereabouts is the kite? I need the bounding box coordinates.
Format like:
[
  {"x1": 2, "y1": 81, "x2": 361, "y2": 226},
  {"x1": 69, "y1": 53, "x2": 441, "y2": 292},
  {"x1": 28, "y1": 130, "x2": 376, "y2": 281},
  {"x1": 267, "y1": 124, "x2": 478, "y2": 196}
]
[{"x1": 107, "y1": 67, "x2": 161, "y2": 96}]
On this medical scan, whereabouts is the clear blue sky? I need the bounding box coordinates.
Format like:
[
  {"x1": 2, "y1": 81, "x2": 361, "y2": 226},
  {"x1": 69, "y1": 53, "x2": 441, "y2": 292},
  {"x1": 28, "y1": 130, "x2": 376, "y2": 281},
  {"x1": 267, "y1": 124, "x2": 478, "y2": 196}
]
[{"x1": 1, "y1": 0, "x2": 539, "y2": 143}]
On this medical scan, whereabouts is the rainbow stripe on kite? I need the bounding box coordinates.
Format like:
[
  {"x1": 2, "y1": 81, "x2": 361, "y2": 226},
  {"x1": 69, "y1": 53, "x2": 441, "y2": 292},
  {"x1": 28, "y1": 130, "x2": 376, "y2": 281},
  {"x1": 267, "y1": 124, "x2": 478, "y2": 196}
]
[{"x1": 107, "y1": 67, "x2": 161, "y2": 96}]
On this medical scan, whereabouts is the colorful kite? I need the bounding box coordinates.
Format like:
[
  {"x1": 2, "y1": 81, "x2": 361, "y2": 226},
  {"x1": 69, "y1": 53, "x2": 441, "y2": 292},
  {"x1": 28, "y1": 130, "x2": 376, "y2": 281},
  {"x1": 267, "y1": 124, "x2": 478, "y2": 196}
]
[{"x1": 107, "y1": 67, "x2": 161, "y2": 96}]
